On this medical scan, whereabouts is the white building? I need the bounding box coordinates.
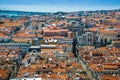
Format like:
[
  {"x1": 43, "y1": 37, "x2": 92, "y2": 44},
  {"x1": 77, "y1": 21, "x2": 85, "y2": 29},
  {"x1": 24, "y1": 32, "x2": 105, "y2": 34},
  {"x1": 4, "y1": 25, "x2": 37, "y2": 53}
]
[{"x1": 77, "y1": 32, "x2": 95, "y2": 46}]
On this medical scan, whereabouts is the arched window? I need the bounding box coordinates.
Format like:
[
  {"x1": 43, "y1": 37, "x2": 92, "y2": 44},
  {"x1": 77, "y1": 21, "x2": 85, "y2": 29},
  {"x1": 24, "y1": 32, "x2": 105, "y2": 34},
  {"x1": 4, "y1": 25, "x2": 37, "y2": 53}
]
[{"x1": 32, "y1": 50, "x2": 37, "y2": 53}]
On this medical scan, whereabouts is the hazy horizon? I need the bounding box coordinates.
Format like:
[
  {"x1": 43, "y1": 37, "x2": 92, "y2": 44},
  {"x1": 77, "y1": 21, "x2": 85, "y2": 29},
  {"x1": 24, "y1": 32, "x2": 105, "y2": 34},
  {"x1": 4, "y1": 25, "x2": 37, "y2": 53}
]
[{"x1": 0, "y1": 0, "x2": 120, "y2": 12}]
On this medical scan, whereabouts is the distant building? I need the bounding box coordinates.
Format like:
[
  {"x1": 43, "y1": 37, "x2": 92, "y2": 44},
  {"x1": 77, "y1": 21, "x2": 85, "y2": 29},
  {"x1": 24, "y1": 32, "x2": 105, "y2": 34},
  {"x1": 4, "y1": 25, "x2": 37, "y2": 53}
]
[
  {"x1": 112, "y1": 40, "x2": 120, "y2": 48},
  {"x1": 11, "y1": 78, "x2": 41, "y2": 80},
  {"x1": 44, "y1": 26, "x2": 72, "y2": 38},
  {"x1": 100, "y1": 30, "x2": 119, "y2": 42},
  {"x1": 0, "y1": 43, "x2": 30, "y2": 50},
  {"x1": 0, "y1": 31, "x2": 11, "y2": 43},
  {"x1": 77, "y1": 32, "x2": 96, "y2": 46},
  {"x1": 28, "y1": 36, "x2": 41, "y2": 54}
]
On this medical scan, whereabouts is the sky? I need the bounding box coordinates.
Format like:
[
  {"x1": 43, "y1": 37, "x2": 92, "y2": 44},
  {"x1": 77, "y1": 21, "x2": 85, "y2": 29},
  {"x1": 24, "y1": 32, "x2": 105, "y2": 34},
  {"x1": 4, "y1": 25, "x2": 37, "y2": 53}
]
[{"x1": 0, "y1": 0, "x2": 120, "y2": 12}]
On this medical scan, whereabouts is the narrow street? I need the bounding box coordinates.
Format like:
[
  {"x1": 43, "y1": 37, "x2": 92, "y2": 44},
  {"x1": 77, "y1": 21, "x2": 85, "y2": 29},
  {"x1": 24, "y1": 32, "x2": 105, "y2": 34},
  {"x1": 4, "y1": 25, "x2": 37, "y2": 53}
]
[{"x1": 78, "y1": 55, "x2": 96, "y2": 80}]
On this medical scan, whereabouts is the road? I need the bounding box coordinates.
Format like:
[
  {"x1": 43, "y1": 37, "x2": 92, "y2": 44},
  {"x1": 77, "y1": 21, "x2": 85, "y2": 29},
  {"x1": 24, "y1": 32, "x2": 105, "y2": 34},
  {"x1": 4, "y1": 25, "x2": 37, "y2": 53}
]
[{"x1": 78, "y1": 55, "x2": 96, "y2": 80}]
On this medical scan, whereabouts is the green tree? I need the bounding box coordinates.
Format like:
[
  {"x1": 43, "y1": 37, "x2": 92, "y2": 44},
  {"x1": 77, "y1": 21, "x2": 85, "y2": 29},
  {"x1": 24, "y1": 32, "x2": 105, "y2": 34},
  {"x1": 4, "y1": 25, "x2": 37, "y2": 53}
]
[
  {"x1": 0, "y1": 21, "x2": 4, "y2": 24},
  {"x1": 41, "y1": 24, "x2": 44, "y2": 27}
]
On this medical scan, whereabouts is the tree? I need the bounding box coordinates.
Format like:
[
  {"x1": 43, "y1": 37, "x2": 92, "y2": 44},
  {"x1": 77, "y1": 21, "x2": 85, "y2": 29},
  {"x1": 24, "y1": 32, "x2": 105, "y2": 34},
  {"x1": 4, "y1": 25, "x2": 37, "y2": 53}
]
[
  {"x1": 72, "y1": 37, "x2": 77, "y2": 57},
  {"x1": 100, "y1": 39, "x2": 103, "y2": 46},
  {"x1": 104, "y1": 38, "x2": 107, "y2": 46},
  {"x1": 2, "y1": 39, "x2": 4, "y2": 43},
  {"x1": 0, "y1": 21, "x2": 4, "y2": 24},
  {"x1": 41, "y1": 24, "x2": 44, "y2": 27}
]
